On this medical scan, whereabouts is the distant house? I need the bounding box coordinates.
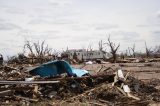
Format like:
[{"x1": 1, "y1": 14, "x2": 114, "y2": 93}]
[{"x1": 65, "y1": 49, "x2": 106, "y2": 61}]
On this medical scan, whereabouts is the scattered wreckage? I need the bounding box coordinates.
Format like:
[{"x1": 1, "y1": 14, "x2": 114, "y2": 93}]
[{"x1": 0, "y1": 60, "x2": 160, "y2": 105}]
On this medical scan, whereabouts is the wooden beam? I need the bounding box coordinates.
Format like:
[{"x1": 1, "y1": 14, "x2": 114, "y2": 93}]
[
  {"x1": 0, "y1": 80, "x2": 60, "y2": 85},
  {"x1": 0, "y1": 90, "x2": 13, "y2": 97}
]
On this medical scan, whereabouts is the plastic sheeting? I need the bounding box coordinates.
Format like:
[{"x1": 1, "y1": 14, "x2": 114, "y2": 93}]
[{"x1": 30, "y1": 60, "x2": 89, "y2": 77}]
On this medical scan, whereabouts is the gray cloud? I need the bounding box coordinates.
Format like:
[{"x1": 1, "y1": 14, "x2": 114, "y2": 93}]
[
  {"x1": 18, "y1": 29, "x2": 69, "y2": 40},
  {"x1": 110, "y1": 31, "x2": 142, "y2": 42},
  {"x1": 94, "y1": 24, "x2": 118, "y2": 30},
  {"x1": 0, "y1": 42, "x2": 10, "y2": 47},
  {"x1": 28, "y1": 18, "x2": 76, "y2": 25},
  {"x1": 71, "y1": 24, "x2": 89, "y2": 31},
  {"x1": 137, "y1": 11, "x2": 160, "y2": 28},
  {"x1": 5, "y1": 8, "x2": 25, "y2": 14},
  {"x1": 0, "y1": 19, "x2": 5, "y2": 22},
  {"x1": 48, "y1": 0, "x2": 73, "y2": 6},
  {"x1": 70, "y1": 35, "x2": 96, "y2": 42},
  {"x1": 0, "y1": 23, "x2": 21, "y2": 30},
  {"x1": 157, "y1": 11, "x2": 160, "y2": 18},
  {"x1": 71, "y1": 23, "x2": 118, "y2": 32},
  {"x1": 136, "y1": 24, "x2": 150, "y2": 27},
  {"x1": 152, "y1": 31, "x2": 160, "y2": 42},
  {"x1": 154, "y1": 31, "x2": 160, "y2": 34},
  {"x1": 137, "y1": 24, "x2": 160, "y2": 27}
]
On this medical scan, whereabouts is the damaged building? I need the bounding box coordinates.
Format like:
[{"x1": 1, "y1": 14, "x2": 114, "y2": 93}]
[{"x1": 65, "y1": 49, "x2": 107, "y2": 61}]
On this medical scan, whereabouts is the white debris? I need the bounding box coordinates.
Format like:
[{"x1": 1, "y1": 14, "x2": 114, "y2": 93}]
[
  {"x1": 57, "y1": 53, "x2": 61, "y2": 58},
  {"x1": 117, "y1": 69, "x2": 124, "y2": 78},
  {"x1": 123, "y1": 85, "x2": 131, "y2": 93},
  {"x1": 85, "y1": 61, "x2": 93, "y2": 65},
  {"x1": 25, "y1": 77, "x2": 34, "y2": 82}
]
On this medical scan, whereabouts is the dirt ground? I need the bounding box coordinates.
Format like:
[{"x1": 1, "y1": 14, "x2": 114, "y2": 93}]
[
  {"x1": 73, "y1": 62, "x2": 160, "y2": 80},
  {"x1": 71, "y1": 62, "x2": 160, "y2": 106}
]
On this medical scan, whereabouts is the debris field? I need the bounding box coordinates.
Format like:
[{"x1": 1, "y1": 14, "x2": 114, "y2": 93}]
[{"x1": 0, "y1": 61, "x2": 160, "y2": 106}]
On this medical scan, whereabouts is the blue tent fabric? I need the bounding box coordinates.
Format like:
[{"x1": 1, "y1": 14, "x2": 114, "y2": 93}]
[
  {"x1": 72, "y1": 68, "x2": 89, "y2": 77},
  {"x1": 30, "y1": 60, "x2": 88, "y2": 77}
]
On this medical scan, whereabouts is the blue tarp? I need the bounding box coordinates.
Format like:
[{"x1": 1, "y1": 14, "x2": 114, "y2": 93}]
[{"x1": 30, "y1": 60, "x2": 89, "y2": 77}]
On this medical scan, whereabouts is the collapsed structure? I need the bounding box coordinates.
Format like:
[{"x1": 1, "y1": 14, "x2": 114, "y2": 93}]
[{"x1": 0, "y1": 60, "x2": 160, "y2": 106}]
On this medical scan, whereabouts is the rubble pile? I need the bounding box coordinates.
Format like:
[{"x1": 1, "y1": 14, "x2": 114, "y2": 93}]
[
  {"x1": 0, "y1": 62, "x2": 160, "y2": 106},
  {"x1": 0, "y1": 65, "x2": 29, "y2": 80}
]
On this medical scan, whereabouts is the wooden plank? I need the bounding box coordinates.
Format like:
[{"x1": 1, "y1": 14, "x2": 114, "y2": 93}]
[
  {"x1": 38, "y1": 74, "x2": 115, "y2": 81},
  {"x1": 14, "y1": 95, "x2": 38, "y2": 102},
  {"x1": 0, "y1": 90, "x2": 13, "y2": 97},
  {"x1": 0, "y1": 80, "x2": 60, "y2": 84},
  {"x1": 0, "y1": 74, "x2": 114, "y2": 85}
]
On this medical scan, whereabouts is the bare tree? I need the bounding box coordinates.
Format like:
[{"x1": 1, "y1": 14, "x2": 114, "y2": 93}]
[
  {"x1": 145, "y1": 42, "x2": 152, "y2": 58},
  {"x1": 98, "y1": 40, "x2": 107, "y2": 53},
  {"x1": 128, "y1": 47, "x2": 132, "y2": 57},
  {"x1": 105, "y1": 36, "x2": 120, "y2": 63},
  {"x1": 98, "y1": 40, "x2": 108, "y2": 60},
  {"x1": 153, "y1": 45, "x2": 160, "y2": 58},
  {"x1": 154, "y1": 45, "x2": 160, "y2": 54},
  {"x1": 87, "y1": 44, "x2": 93, "y2": 51},
  {"x1": 34, "y1": 41, "x2": 52, "y2": 56},
  {"x1": 98, "y1": 40, "x2": 103, "y2": 52},
  {"x1": 24, "y1": 40, "x2": 34, "y2": 56},
  {"x1": 125, "y1": 49, "x2": 128, "y2": 57},
  {"x1": 129, "y1": 44, "x2": 136, "y2": 58},
  {"x1": 34, "y1": 41, "x2": 52, "y2": 63},
  {"x1": 24, "y1": 40, "x2": 35, "y2": 64},
  {"x1": 33, "y1": 41, "x2": 41, "y2": 56},
  {"x1": 24, "y1": 40, "x2": 52, "y2": 64},
  {"x1": 87, "y1": 44, "x2": 93, "y2": 60}
]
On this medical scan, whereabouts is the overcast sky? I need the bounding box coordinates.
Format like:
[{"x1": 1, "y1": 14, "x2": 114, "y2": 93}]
[{"x1": 0, "y1": 0, "x2": 160, "y2": 57}]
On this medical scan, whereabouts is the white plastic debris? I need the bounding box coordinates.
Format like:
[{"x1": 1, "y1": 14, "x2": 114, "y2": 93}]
[
  {"x1": 117, "y1": 69, "x2": 124, "y2": 78},
  {"x1": 57, "y1": 53, "x2": 61, "y2": 58},
  {"x1": 25, "y1": 77, "x2": 34, "y2": 82},
  {"x1": 123, "y1": 85, "x2": 131, "y2": 93},
  {"x1": 85, "y1": 61, "x2": 93, "y2": 65}
]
